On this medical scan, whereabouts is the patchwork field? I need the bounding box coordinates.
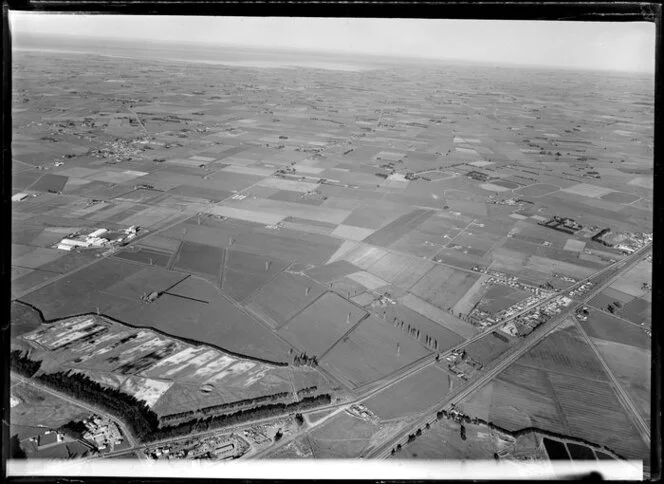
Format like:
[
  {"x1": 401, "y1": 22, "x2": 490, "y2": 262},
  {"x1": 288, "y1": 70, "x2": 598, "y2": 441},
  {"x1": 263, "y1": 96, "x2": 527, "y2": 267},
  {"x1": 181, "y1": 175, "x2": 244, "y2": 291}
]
[
  {"x1": 246, "y1": 272, "x2": 326, "y2": 329},
  {"x1": 320, "y1": 315, "x2": 431, "y2": 389},
  {"x1": 410, "y1": 266, "x2": 481, "y2": 311},
  {"x1": 363, "y1": 364, "x2": 452, "y2": 420},
  {"x1": 279, "y1": 292, "x2": 367, "y2": 356}
]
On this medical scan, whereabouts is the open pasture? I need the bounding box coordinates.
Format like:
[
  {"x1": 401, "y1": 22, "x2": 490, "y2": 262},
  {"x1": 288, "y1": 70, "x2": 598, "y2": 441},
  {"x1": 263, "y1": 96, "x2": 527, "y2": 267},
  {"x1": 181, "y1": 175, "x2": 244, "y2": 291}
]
[
  {"x1": 119, "y1": 205, "x2": 182, "y2": 228},
  {"x1": 10, "y1": 379, "x2": 89, "y2": 429},
  {"x1": 269, "y1": 189, "x2": 324, "y2": 206},
  {"x1": 28, "y1": 173, "x2": 69, "y2": 193},
  {"x1": 320, "y1": 315, "x2": 430, "y2": 389},
  {"x1": 607, "y1": 259, "x2": 651, "y2": 299},
  {"x1": 19, "y1": 258, "x2": 144, "y2": 319},
  {"x1": 279, "y1": 291, "x2": 367, "y2": 357},
  {"x1": 305, "y1": 260, "x2": 361, "y2": 284},
  {"x1": 363, "y1": 364, "x2": 451, "y2": 420},
  {"x1": 517, "y1": 324, "x2": 610, "y2": 382},
  {"x1": 464, "y1": 331, "x2": 515, "y2": 366},
  {"x1": 581, "y1": 309, "x2": 650, "y2": 350},
  {"x1": 409, "y1": 265, "x2": 481, "y2": 311},
  {"x1": 246, "y1": 272, "x2": 326, "y2": 329},
  {"x1": 362, "y1": 208, "x2": 435, "y2": 247},
  {"x1": 525, "y1": 255, "x2": 595, "y2": 279},
  {"x1": 390, "y1": 418, "x2": 503, "y2": 460},
  {"x1": 387, "y1": 227, "x2": 447, "y2": 259},
  {"x1": 514, "y1": 183, "x2": 560, "y2": 197},
  {"x1": 477, "y1": 285, "x2": 531, "y2": 314},
  {"x1": 167, "y1": 184, "x2": 231, "y2": 202},
  {"x1": 12, "y1": 246, "x2": 66, "y2": 269},
  {"x1": 11, "y1": 301, "x2": 43, "y2": 337},
  {"x1": 341, "y1": 201, "x2": 411, "y2": 230},
  {"x1": 346, "y1": 271, "x2": 389, "y2": 291},
  {"x1": 102, "y1": 266, "x2": 188, "y2": 301},
  {"x1": 560, "y1": 183, "x2": 615, "y2": 199},
  {"x1": 172, "y1": 241, "x2": 224, "y2": 279},
  {"x1": 484, "y1": 363, "x2": 568, "y2": 433},
  {"x1": 114, "y1": 247, "x2": 172, "y2": 267},
  {"x1": 105, "y1": 291, "x2": 293, "y2": 363},
  {"x1": 452, "y1": 274, "x2": 489, "y2": 315},
  {"x1": 401, "y1": 293, "x2": 478, "y2": 339},
  {"x1": 306, "y1": 411, "x2": 380, "y2": 458},
  {"x1": 231, "y1": 227, "x2": 342, "y2": 266},
  {"x1": 221, "y1": 249, "x2": 290, "y2": 302},
  {"x1": 547, "y1": 371, "x2": 649, "y2": 461},
  {"x1": 364, "y1": 252, "x2": 434, "y2": 289},
  {"x1": 340, "y1": 244, "x2": 390, "y2": 269},
  {"x1": 620, "y1": 297, "x2": 650, "y2": 326},
  {"x1": 229, "y1": 196, "x2": 351, "y2": 225},
  {"x1": 600, "y1": 191, "x2": 640, "y2": 204},
  {"x1": 591, "y1": 339, "x2": 651, "y2": 424}
]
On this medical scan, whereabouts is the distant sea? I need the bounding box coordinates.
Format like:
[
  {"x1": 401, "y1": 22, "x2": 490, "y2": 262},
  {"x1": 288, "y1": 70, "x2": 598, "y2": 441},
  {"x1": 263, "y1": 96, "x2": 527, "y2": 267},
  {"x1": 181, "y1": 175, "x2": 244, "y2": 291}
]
[{"x1": 12, "y1": 34, "x2": 417, "y2": 72}]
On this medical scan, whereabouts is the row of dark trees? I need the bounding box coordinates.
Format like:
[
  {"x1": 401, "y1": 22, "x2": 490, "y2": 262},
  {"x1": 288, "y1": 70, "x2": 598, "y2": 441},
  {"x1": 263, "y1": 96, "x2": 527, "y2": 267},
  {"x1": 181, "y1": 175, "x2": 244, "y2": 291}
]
[
  {"x1": 293, "y1": 352, "x2": 318, "y2": 367},
  {"x1": 296, "y1": 385, "x2": 318, "y2": 398},
  {"x1": 393, "y1": 318, "x2": 439, "y2": 350},
  {"x1": 161, "y1": 391, "x2": 292, "y2": 424},
  {"x1": 10, "y1": 350, "x2": 42, "y2": 377},
  {"x1": 148, "y1": 394, "x2": 331, "y2": 442}
]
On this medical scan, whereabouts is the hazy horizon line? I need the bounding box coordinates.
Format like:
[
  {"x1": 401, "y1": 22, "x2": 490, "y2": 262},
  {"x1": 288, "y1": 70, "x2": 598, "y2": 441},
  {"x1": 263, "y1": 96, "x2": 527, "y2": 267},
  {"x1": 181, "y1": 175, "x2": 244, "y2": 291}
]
[{"x1": 12, "y1": 31, "x2": 655, "y2": 76}]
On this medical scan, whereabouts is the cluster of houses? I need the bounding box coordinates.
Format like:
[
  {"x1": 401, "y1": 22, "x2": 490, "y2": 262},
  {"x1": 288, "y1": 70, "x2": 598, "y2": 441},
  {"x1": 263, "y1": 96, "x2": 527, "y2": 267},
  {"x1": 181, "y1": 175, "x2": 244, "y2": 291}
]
[
  {"x1": 501, "y1": 295, "x2": 573, "y2": 337},
  {"x1": 346, "y1": 404, "x2": 379, "y2": 423},
  {"x1": 81, "y1": 415, "x2": 124, "y2": 451},
  {"x1": 146, "y1": 434, "x2": 248, "y2": 460}
]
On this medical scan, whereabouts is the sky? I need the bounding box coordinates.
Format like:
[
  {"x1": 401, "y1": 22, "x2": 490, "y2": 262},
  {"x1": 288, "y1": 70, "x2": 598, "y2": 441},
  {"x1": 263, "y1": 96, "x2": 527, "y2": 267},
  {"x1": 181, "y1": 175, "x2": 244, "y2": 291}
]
[{"x1": 9, "y1": 13, "x2": 656, "y2": 73}]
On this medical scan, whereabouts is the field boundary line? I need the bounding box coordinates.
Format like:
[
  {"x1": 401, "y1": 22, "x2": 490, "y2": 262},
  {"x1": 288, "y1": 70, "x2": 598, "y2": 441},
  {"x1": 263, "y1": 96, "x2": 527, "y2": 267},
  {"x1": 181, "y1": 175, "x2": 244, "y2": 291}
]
[
  {"x1": 318, "y1": 312, "x2": 370, "y2": 361},
  {"x1": 218, "y1": 245, "x2": 229, "y2": 290},
  {"x1": 166, "y1": 239, "x2": 184, "y2": 271},
  {"x1": 239, "y1": 259, "x2": 294, "y2": 305},
  {"x1": 275, "y1": 288, "x2": 329, "y2": 331}
]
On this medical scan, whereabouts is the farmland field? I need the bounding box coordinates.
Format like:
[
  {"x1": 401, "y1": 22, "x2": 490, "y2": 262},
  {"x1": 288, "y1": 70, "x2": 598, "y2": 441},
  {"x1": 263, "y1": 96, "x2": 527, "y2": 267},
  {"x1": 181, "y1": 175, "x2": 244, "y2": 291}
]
[
  {"x1": 221, "y1": 249, "x2": 291, "y2": 302},
  {"x1": 464, "y1": 332, "x2": 515, "y2": 366},
  {"x1": 389, "y1": 419, "x2": 505, "y2": 460},
  {"x1": 378, "y1": 303, "x2": 465, "y2": 353},
  {"x1": 304, "y1": 411, "x2": 380, "y2": 458},
  {"x1": 364, "y1": 252, "x2": 434, "y2": 289},
  {"x1": 591, "y1": 339, "x2": 651, "y2": 424},
  {"x1": 401, "y1": 293, "x2": 478, "y2": 339},
  {"x1": 582, "y1": 309, "x2": 650, "y2": 349},
  {"x1": 246, "y1": 271, "x2": 326, "y2": 329},
  {"x1": 279, "y1": 292, "x2": 367, "y2": 356},
  {"x1": 114, "y1": 247, "x2": 172, "y2": 267},
  {"x1": 363, "y1": 364, "x2": 451, "y2": 420},
  {"x1": 320, "y1": 315, "x2": 430, "y2": 388},
  {"x1": 171, "y1": 241, "x2": 224, "y2": 279}
]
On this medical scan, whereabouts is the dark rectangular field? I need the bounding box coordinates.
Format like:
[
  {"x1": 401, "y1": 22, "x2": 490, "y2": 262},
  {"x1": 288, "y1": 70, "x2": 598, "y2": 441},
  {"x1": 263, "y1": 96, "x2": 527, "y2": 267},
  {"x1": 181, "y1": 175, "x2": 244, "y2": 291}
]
[
  {"x1": 114, "y1": 247, "x2": 172, "y2": 267},
  {"x1": 172, "y1": 241, "x2": 224, "y2": 278},
  {"x1": 362, "y1": 208, "x2": 435, "y2": 247}
]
